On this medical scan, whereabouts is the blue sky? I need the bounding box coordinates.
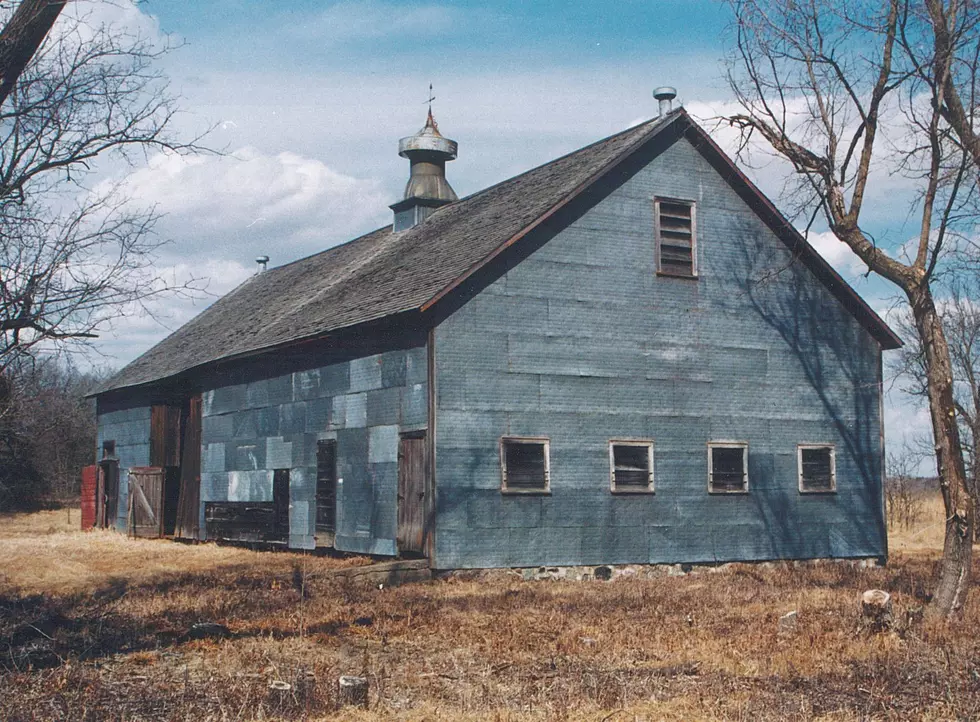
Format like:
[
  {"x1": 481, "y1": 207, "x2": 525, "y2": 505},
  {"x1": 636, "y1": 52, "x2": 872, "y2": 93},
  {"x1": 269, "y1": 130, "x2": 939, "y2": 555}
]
[{"x1": 70, "y1": 1, "x2": 928, "y2": 460}]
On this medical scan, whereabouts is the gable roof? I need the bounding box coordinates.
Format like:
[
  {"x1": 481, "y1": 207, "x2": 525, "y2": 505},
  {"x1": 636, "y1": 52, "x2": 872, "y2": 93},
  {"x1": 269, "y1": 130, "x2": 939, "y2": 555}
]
[{"x1": 99, "y1": 109, "x2": 900, "y2": 394}]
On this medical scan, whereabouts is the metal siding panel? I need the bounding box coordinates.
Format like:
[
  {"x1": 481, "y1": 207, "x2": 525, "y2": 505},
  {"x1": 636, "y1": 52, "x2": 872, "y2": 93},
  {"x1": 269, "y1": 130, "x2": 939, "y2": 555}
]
[
  {"x1": 246, "y1": 374, "x2": 293, "y2": 410},
  {"x1": 288, "y1": 468, "x2": 315, "y2": 549},
  {"x1": 406, "y1": 346, "x2": 428, "y2": 385},
  {"x1": 279, "y1": 402, "x2": 307, "y2": 435},
  {"x1": 336, "y1": 427, "x2": 370, "y2": 538},
  {"x1": 349, "y1": 354, "x2": 383, "y2": 392},
  {"x1": 290, "y1": 433, "x2": 317, "y2": 469},
  {"x1": 208, "y1": 384, "x2": 247, "y2": 416},
  {"x1": 381, "y1": 350, "x2": 407, "y2": 388},
  {"x1": 266, "y1": 437, "x2": 293, "y2": 469},
  {"x1": 305, "y1": 398, "x2": 332, "y2": 433},
  {"x1": 293, "y1": 369, "x2": 321, "y2": 401},
  {"x1": 367, "y1": 387, "x2": 402, "y2": 427},
  {"x1": 401, "y1": 382, "x2": 427, "y2": 427},
  {"x1": 202, "y1": 413, "x2": 234, "y2": 443},
  {"x1": 345, "y1": 393, "x2": 367, "y2": 428},
  {"x1": 371, "y1": 461, "x2": 399, "y2": 542},
  {"x1": 368, "y1": 425, "x2": 400, "y2": 464},
  {"x1": 319, "y1": 363, "x2": 351, "y2": 397},
  {"x1": 433, "y1": 135, "x2": 886, "y2": 569}
]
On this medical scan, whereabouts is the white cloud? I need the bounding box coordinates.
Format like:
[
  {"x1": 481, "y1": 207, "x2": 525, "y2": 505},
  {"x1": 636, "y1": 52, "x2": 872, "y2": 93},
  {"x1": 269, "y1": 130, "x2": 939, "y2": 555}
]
[
  {"x1": 95, "y1": 258, "x2": 253, "y2": 364},
  {"x1": 56, "y1": 0, "x2": 167, "y2": 48},
  {"x1": 805, "y1": 231, "x2": 869, "y2": 278},
  {"x1": 81, "y1": 145, "x2": 392, "y2": 367},
  {"x1": 103, "y1": 146, "x2": 391, "y2": 265}
]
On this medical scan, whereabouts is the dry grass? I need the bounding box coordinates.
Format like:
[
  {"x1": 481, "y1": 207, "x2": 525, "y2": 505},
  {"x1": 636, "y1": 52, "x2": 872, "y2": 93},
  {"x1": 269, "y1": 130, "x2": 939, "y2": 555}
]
[
  {"x1": 0, "y1": 493, "x2": 978, "y2": 721},
  {"x1": 887, "y1": 493, "x2": 948, "y2": 556},
  {"x1": 0, "y1": 515, "x2": 368, "y2": 597}
]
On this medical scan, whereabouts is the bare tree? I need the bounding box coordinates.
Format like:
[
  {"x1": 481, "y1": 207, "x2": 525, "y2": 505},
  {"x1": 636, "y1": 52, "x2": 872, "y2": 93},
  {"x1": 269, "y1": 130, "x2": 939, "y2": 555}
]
[
  {"x1": 723, "y1": 0, "x2": 979, "y2": 618},
  {"x1": 893, "y1": 274, "x2": 980, "y2": 501},
  {"x1": 0, "y1": 355, "x2": 103, "y2": 509},
  {"x1": 0, "y1": 3, "x2": 205, "y2": 371},
  {"x1": 886, "y1": 444, "x2": 928, "y2": 530}
]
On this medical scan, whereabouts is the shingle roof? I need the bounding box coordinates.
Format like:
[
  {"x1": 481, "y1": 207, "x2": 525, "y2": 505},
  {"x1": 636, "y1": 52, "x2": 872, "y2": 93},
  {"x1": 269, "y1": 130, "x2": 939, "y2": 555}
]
[{"x1": 99, "y1": 109, "x2": 899, "y2": 394}]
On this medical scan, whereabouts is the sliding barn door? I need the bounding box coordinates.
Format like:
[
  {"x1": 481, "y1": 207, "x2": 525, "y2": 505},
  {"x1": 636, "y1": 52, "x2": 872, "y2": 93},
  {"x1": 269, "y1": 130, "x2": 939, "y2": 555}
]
[{"x1": 174, "y1": 394, "x2": 202, "y2": 539}]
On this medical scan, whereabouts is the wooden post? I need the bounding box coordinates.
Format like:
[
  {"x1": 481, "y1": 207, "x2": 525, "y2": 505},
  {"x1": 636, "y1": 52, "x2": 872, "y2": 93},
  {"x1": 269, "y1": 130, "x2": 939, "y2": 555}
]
[
  {"x1": 861, "y1": 589, "x2": 893, "y2": 632},
  {"x1": 337, "y1": 675, "x2": 368, "y2": 709}
]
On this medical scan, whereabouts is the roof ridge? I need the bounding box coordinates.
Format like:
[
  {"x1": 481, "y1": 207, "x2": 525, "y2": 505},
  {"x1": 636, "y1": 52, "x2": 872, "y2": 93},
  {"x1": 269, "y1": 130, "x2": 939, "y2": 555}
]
[{"x1": 427, "y1": 111, "x2": 674, "y2": 218}]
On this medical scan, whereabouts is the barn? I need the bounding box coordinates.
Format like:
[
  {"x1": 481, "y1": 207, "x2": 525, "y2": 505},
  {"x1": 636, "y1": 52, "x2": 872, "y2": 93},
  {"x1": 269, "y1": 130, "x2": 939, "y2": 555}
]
[{"x1": 92, "y1": 92, "x2": 901, "y2": 569}]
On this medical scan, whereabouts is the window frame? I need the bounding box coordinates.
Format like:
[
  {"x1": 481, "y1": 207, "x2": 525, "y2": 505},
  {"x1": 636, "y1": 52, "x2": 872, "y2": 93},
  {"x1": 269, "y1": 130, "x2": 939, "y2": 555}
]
[
  {"x1": 500, "y1": 436, "x2": 551, "y2": 495},
  {"x1": 707, "y1": 441, "x2": 749, "y2": 494},
  {"x1": 797, "y1": 443, "x2": 837, "y2": 494},
  {"x1": 654, "y1": 196, "x2": 698, "y2": 279},
  {"x1": 608, "y1": 439, "x2": 655, "y2": 494}
]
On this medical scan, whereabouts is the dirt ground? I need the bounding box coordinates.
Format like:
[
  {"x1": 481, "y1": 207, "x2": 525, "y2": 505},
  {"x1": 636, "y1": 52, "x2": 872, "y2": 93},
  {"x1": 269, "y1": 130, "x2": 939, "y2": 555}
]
[{"x1": 1, "y1": 496, "x2": 978, "y2": 721}]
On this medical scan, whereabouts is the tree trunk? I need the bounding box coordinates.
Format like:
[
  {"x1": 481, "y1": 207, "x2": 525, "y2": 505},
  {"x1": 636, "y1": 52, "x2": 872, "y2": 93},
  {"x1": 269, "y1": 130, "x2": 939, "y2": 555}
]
[
  {"x1": 860, "y1": 589, "x2": 893, "y2": 632},
  {"x1": 337, "y1": 675, "x2": 368, "y2": 709},
  {"x1": 0, "y1": 0, "x2": 67, "y2": 109},
  {"x1": 910, "y1": 285, "x2": 974, "y2": 618}
]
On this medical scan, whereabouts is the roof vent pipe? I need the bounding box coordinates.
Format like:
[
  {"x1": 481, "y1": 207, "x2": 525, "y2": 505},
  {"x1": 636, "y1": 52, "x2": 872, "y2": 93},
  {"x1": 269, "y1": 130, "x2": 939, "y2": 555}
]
[
  {"x1": 653, "y1": 86, "x2": 677, "y2": 117},
  {"x1": 255, "y1": 255, "x2": 269, "y2": 273}
]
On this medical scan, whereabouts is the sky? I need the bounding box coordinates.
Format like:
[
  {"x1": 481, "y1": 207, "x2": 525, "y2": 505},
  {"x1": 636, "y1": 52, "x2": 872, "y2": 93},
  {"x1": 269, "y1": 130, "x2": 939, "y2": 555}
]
[{"x1": 60, "y1": 0, "x2": 928, "y2": 466}]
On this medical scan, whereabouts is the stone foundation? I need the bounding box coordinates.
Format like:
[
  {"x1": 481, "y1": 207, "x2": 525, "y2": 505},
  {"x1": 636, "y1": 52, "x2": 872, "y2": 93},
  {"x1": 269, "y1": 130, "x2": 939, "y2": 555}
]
[{"x1": 437, "y1": 557, "x2": 882, "y2": 583}]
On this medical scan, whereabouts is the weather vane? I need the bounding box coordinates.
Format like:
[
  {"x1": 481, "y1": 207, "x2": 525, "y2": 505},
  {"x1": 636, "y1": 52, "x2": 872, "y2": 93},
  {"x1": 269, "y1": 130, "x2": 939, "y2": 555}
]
[{"x1": 426, "y1": 83, "x2": 435, "y2": 112}]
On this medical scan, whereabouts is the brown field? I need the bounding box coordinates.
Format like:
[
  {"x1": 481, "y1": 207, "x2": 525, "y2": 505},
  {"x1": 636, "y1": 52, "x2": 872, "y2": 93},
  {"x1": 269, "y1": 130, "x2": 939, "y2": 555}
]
[{"x1": 1, "y1": 495, "x2": 978, "y2": 721}]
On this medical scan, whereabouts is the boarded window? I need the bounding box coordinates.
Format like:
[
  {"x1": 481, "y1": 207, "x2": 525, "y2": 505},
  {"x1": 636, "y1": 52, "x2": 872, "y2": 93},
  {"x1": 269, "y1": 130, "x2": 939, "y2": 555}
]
[
  {"x1": 316, "y1": 440, "x2": 337, "y2": 534},
  {"x1": 655, "y1": 198, "x2": 696, "y2": 277},
  {"x1": 501, "y1": 437, "x2": 550, "y2": 493},
  {"x1": 610, "y1": 441, "x2": 654, "y2": 492},
  {"x1": 709, "y1": 443, "x2": 748, "y2": 493},
  {"x1": 799, "y1": 445, "x2": 835, "y2": 492},
  {"x1": 150, "y1": 405, "x2": 182, "y2": 467}
]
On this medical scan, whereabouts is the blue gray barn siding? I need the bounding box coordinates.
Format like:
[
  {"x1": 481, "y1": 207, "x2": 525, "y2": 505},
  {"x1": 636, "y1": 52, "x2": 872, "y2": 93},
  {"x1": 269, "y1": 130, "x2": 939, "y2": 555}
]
[
  {"x1": 96, "y1": 404, "x2": 151, "y2": 531},
  {"x1": 432, "y1": 135, "x2": 886, "y2": 569},
  {"x1": 199, "y1": 346, "x2": 428, "y2": 552}
]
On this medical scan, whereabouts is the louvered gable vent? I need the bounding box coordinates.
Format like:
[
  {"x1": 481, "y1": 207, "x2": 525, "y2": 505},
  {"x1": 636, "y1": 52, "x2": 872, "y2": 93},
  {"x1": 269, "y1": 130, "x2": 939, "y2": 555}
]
[{"x1": 656, "y1": 198, "x2": 696, "y2": 277}]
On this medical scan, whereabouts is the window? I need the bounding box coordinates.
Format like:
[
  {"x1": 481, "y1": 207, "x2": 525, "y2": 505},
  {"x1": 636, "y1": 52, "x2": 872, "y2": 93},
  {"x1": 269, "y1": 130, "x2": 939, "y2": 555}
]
[
  {"x1": 500, "y1": 437, "x2": 550, "y2": 493},
  {"x1": 708, "y1": 442, "x2": 748, "y2": 493},
  {"x1": 610, "y1": 441, "x2": 654, "y2": 493},
  {"x1": 655, "y1": 197, "x2": 696, "y2": 277},
  {"x1": 798, "y1": 445, "x2": 836, "y2": 493},
  {"x1": 101, "y1": 440, "x2": 116, "y2": 459}
]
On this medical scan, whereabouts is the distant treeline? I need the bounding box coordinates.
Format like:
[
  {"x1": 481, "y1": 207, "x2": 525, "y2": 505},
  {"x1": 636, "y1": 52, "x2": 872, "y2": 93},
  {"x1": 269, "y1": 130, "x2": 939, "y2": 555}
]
[{"x1": 0, "y1": 360, "x2": 105, "y2": 511}]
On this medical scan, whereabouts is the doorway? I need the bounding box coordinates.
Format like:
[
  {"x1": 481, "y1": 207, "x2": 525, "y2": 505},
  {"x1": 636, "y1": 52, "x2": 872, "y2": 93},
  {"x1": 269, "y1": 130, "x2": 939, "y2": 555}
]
[{"x1": 397, "y1": 431, "x2": 427, "y2": 555}]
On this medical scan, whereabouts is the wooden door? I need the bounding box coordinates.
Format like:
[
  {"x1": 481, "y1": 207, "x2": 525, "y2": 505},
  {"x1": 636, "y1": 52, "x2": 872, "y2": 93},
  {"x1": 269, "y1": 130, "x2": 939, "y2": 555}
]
[
  {"x1": 174, "y1": 394, "x2": 202, "y2": 539},
  {"x1": 128, "y1": 467, "x2": 164, "y2": 538},
  {"x1": 150, "y1": 405, "x2": 181, "y2": 467},
  {"x1": 315, "y1": 440, "x2": 337, "y2": 540},
  {"x1": 97, "y1": 458, "x2": 119, "y2": 529},
  {"x1": 397, "y1": 433, "x2": 426, "y2": 554}
]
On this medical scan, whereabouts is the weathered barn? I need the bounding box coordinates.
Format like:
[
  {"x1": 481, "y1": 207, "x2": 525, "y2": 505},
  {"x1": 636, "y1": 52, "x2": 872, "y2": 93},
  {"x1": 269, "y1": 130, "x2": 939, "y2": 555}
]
[{"x1": 93, "y1": 95, "x2": 901, "y2": 568}]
